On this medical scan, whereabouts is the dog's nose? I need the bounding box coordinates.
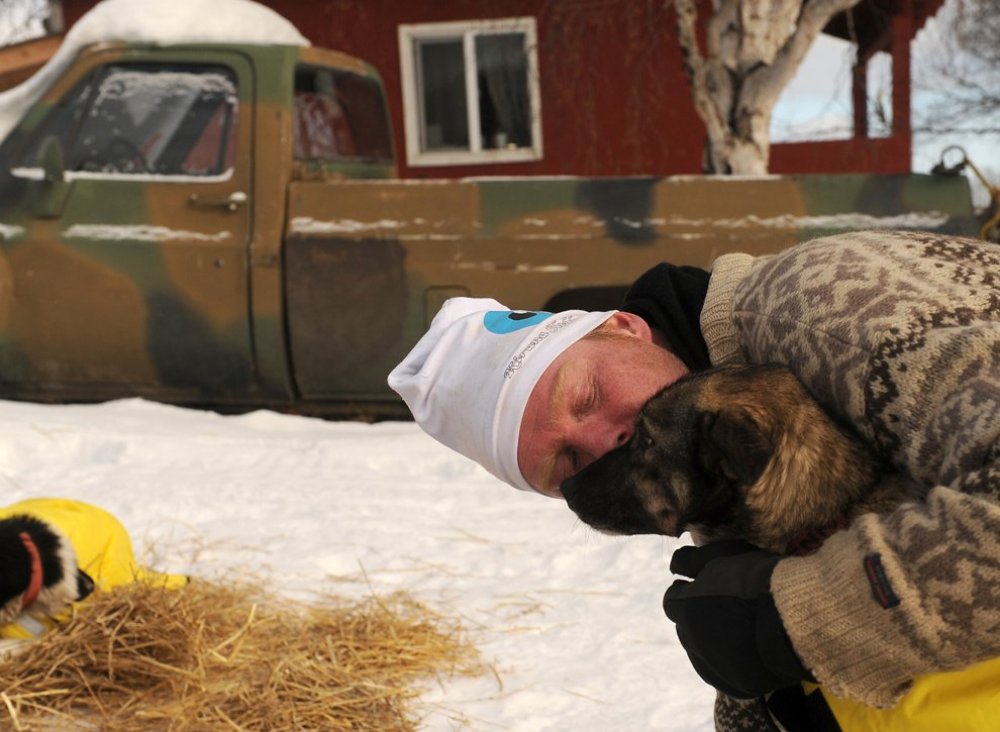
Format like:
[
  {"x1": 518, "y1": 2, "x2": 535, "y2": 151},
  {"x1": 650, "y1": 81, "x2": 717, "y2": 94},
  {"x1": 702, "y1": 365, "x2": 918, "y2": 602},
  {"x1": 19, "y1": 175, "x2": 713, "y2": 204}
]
[{"x1": 76, "y1": 569, "x2": 95, "y2": 601}]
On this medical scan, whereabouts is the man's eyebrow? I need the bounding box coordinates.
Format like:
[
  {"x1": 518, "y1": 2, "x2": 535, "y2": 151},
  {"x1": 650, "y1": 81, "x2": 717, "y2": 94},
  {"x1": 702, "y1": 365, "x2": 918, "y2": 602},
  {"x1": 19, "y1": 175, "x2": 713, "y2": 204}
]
[
  {"x1": 537, "y1": 362, "x2": 571, "y2": 491},
  {"x1": 550, "y1": 359, "x2": 570, "y2": 408}
]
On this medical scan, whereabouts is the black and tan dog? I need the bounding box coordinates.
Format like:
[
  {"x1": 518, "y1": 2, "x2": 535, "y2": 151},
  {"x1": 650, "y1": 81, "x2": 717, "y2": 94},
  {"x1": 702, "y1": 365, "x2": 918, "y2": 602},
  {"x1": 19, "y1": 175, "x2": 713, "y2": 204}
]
[
  {"x1": 561, "y1": 363, "x2": 924, "y2": 554},
  {"x1": 0, "y1": 515, "x2": 95, "y2": 627}
]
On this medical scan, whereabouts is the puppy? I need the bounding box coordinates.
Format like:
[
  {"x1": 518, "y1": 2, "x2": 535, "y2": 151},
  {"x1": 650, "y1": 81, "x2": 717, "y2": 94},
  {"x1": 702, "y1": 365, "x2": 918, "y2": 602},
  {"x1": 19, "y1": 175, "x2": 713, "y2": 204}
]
[
  {"x1": 561, "y1": 363, "x2": 925, "y2": 554},
  {"x1": 0, "y1": 514, "x2": 95, "y2": 626}
]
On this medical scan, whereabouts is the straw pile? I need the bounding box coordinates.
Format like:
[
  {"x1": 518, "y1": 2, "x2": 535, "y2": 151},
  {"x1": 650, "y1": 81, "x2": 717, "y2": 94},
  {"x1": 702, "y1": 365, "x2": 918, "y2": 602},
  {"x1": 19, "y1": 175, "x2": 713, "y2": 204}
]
[{"x1": 0, "y1": 579, "x2": 485, "y2": 731}]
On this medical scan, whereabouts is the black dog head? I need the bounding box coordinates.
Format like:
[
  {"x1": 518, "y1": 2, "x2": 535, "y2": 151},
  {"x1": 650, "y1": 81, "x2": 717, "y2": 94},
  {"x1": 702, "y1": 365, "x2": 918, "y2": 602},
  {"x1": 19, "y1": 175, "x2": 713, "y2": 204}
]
[{"x1": 0, "y1": 515, "x2": 95, "y2": 625}]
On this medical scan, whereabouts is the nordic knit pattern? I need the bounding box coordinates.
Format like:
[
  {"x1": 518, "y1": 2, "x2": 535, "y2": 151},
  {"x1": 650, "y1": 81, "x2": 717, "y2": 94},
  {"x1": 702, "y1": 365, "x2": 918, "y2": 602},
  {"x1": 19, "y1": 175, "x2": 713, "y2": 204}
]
[
  {"x1": 713, "y1": 694, "x2": 776, "y2": 732},
  {"x1": 701, "y1": 230, "x2": 1000, "y2": 713}
]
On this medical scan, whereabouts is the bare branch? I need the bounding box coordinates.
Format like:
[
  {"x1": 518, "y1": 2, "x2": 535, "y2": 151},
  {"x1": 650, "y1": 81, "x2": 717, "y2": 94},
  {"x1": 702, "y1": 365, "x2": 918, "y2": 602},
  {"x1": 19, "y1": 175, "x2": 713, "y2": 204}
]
[
  {"x1": 744, "y1": 0, "x2": 861, "y2": 108},
  {"x1": 914, "y1": 0, "x2": 999, "y2": 136}
]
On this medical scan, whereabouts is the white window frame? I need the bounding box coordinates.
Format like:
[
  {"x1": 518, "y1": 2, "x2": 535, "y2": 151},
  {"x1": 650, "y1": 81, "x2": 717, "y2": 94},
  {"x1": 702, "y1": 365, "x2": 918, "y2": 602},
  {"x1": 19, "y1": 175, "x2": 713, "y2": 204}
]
[{"x1": 398, "y1": 17, "x2": 542, "y2": 167}]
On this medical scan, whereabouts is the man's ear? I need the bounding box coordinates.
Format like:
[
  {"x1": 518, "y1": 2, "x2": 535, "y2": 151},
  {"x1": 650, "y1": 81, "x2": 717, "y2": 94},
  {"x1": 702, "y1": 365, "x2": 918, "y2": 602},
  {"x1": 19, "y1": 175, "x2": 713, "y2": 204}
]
[
  {"x1": 602, "y1": 311, "x2": 654, "y2": 341},
  {"x1": 697, "y1": 410, "x2": 774, "y2": 486}
]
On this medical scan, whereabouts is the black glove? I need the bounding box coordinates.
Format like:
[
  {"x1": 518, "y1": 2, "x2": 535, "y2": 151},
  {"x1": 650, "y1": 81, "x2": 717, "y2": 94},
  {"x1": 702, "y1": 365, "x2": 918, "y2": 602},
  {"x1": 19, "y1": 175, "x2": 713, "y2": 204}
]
[{"x1": 663, "y1": 540, "x2": 813, "y2": 699}]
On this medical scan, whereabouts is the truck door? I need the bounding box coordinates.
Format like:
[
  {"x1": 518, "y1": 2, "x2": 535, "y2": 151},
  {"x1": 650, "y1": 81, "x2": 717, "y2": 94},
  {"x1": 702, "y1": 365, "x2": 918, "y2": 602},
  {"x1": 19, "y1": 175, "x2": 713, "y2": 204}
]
[
  {"x1": 283, "y1": 60, "x2": 401, "y2": 403},
  {"x1": 2, "y1": 48, "x2": 255, "y2": 400}
]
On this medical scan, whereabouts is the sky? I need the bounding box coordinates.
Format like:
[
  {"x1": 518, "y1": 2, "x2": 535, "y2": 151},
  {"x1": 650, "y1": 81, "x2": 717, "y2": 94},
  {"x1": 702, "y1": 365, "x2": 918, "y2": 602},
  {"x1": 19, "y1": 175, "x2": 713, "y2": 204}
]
[{"x1": 771, "y1": 0, "x2": 998, "y2": 208}]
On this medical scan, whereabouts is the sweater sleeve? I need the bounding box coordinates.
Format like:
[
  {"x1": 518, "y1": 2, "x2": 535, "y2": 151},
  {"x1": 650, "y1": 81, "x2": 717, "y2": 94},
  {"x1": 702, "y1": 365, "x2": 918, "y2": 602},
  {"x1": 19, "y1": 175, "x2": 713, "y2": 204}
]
[
  {"x1": 726, "y1": 230, "x2": 1000, "y2": 707},
  {"x1": 773, "y1": 478, "x2": 1000, "y2": 707}
]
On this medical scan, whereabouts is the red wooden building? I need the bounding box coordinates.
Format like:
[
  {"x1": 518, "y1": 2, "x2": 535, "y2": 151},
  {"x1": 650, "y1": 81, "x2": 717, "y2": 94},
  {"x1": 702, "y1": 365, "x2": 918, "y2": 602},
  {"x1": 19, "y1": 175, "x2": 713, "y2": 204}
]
[{"x1": 42, "y1": 0, "x2": 944, "y2": 178}]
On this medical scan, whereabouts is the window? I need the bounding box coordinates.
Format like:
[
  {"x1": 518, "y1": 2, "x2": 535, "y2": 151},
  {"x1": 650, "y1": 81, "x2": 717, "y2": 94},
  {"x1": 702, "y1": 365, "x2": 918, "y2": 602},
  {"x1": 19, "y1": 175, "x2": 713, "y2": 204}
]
[
  {"x1": 18, "y1": 63, "x2": 239, "y2": 178},
  {"x1": 293, "y1": 66, "x2": 393, "y2": 164},
  {"x1": 398, "y1": 18, "x2": 542, "y2": 166}
]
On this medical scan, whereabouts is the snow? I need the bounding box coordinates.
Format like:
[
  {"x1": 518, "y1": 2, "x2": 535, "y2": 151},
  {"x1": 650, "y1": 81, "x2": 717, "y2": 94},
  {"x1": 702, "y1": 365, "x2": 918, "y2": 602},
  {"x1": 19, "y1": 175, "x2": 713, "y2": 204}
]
[
  {"x1": 292, "y1": 216, "x2": 408, "y2": 235},
  {"x1": 0, "y1": 0, "x2": 309, "y2": 143},
  {"x1": 291, "y1": 210, "x2": 953, "y2": 241},
  {"x1": 0, "y1": 224, "x2": 24, "y2": 240},
  {"x1": 63, "y1": 224, "x2": 232, "y2": 242},
  {"x1": 0, "y1": 396, "x2": 715, "y2": 731},
  {"x1": 12, "y1": 169, "x2": 236, "y2": 183},
  {"x1": 658, "y1": 211, "x2": 952, "y2": 231}
]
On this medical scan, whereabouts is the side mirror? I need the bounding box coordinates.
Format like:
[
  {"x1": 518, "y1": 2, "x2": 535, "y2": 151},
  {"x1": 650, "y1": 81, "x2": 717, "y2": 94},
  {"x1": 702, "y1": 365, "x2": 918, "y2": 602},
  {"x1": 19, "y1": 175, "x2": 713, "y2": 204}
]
[{"x1": 38, "y1": 136, "x2": 65, "y2": 183}]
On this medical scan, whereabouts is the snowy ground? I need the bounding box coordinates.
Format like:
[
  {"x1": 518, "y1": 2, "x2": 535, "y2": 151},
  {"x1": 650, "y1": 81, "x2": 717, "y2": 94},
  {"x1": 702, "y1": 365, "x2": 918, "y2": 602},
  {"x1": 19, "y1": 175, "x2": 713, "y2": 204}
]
[{"x1": 0, "y1": 397, "x2": 714, "y2": 731}]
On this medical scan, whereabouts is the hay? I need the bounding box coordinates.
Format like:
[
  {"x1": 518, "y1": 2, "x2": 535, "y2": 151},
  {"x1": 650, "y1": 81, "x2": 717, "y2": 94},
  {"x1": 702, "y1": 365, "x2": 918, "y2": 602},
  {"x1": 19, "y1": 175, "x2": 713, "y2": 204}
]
[{"x1": 0, "y1": 579, "x2": 484, "y2": 731}]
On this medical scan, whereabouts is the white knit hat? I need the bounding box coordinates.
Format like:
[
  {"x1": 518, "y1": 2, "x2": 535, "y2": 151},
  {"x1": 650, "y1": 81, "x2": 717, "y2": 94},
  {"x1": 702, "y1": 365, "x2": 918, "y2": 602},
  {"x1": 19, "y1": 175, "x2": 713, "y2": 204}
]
[{"x1": 388, "y1": 298, "x2": 616, "y2": 492}]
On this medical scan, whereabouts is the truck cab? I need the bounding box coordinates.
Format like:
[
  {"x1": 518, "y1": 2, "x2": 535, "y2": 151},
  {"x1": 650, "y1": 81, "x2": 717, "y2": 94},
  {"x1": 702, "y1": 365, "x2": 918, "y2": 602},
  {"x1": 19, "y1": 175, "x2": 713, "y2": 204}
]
[{"x1": 0, "y1": 42, "x2": 396, "y2": 413}]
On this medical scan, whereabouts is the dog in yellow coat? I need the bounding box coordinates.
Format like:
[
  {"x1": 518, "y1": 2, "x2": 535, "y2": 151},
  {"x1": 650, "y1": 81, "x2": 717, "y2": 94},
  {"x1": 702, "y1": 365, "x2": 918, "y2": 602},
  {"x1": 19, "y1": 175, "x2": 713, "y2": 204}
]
[{"x1": 0, "y1": 498, "x2": 188, "y2": 647}]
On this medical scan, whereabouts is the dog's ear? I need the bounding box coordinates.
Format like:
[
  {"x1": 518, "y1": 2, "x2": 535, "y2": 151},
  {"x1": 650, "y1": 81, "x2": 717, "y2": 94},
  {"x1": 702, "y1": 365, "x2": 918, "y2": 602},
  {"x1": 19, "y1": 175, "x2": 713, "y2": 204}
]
[{"x1": 698, "y1": 410, "x2": 774, "y2": 486}]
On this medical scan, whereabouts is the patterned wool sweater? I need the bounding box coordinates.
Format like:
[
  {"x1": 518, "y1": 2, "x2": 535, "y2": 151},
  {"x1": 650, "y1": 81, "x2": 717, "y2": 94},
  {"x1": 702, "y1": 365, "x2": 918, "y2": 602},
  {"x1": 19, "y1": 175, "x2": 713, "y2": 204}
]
[{"x1": 700, "y1": 229, "x2": 1000, "y2": 711}]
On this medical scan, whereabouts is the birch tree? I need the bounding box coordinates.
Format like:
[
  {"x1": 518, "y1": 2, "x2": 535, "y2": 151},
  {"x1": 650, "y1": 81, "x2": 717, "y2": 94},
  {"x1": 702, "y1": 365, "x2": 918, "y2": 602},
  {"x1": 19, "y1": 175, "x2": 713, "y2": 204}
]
[
  {"x1": 675, "y1": 0, "x2": 862, "y2": 174},
  {"x1": 0, "y1": 0, "x2": 58, "y2": 45}
]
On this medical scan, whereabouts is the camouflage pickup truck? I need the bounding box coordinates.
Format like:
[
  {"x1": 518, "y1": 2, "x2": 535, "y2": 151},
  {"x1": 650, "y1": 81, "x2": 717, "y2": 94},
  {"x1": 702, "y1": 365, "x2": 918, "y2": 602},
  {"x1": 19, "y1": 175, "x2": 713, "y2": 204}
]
[{"x1": 0, "y1": 40, "x2": 980, "y2": 417}]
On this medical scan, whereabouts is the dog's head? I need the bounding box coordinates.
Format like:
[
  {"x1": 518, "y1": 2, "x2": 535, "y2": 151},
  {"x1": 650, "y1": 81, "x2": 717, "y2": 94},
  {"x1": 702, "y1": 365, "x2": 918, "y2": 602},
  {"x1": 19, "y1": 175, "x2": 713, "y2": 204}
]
[
  {"x1": 0, "y1": 515, "x2": 95, "y2": 625},
  {"x1": 560, "y1": 364, "x2": 878, "y2": 548}
]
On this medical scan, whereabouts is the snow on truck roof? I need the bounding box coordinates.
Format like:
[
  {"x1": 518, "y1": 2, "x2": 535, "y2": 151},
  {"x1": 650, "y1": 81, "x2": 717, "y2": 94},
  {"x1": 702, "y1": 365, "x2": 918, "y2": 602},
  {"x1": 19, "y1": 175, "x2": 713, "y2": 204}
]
[{"x1": 0, "y1": 0, "x2": 310, "y2": 142}]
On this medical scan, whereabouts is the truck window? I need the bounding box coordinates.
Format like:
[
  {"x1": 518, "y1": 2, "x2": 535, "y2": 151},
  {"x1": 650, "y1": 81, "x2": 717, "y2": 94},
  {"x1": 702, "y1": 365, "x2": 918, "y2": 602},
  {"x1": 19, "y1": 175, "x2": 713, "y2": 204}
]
[
  {"x1": 19, "y1": 63, "x2": 239, "y2": 178},
  {"x1": 293, "y1": 66, "x2": 392, "y2": 163}
]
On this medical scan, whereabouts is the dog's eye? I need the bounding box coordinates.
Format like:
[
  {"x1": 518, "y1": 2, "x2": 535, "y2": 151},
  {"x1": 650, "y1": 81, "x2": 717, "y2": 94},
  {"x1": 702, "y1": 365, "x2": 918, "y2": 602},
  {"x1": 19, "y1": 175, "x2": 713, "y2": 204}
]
[{"x1": 642, "y1": 435, "x2": 654, "y2": 449}]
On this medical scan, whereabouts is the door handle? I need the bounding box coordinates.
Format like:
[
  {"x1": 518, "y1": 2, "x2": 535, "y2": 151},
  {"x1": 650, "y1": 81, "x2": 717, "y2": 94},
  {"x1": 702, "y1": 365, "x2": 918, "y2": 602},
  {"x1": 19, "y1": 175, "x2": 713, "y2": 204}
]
[{"x1": 189, "y1": 191, "x2": 248, "y2": 211}]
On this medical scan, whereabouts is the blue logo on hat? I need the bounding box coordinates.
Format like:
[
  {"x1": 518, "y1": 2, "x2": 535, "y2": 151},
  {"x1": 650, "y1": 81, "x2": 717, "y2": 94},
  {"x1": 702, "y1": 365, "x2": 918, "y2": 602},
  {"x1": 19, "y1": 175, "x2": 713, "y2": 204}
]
[{"x1": 483, "y1": 310, "x2": 552, "y2": 334}]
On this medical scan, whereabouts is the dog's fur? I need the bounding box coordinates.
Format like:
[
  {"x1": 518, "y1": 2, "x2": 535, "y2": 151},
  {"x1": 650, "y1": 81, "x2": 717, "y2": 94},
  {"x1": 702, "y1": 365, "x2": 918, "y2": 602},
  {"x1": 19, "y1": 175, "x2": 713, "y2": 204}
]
[
  {"x1": 561, "y1": 363, "x2": 926, "y2": 554},
  {"x1": 0, "y1": 514, "x2": 94, "y2": 625}
]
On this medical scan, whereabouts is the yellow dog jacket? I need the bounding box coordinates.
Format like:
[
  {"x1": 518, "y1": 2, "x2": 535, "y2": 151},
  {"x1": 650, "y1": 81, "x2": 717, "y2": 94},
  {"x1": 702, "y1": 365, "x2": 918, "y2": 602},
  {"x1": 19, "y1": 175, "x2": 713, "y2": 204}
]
[{"x1": 0, "y1": 497, "x2": 187, "y2": 641}]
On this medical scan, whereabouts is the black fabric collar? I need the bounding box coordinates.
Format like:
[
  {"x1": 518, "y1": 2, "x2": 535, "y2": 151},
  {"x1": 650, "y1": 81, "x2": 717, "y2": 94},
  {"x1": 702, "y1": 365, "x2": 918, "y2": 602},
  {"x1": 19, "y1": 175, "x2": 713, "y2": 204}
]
[{"x1": 621, "y1": 263, "x2": 712, "y2": 371}]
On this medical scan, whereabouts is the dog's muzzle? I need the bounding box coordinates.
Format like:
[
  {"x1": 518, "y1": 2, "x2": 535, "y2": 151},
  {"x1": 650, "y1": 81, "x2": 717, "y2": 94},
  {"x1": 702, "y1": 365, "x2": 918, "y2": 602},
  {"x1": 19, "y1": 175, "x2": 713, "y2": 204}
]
[{"x1": 76, "y1": 570, "x2": 95, "y2": 601}]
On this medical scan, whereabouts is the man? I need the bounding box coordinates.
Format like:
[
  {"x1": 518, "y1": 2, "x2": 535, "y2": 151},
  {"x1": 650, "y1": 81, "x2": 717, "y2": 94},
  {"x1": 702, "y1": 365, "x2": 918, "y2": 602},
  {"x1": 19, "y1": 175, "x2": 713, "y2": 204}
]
[{"x1": 389, "y1": 230, "x2": 1000, "y2": 731}]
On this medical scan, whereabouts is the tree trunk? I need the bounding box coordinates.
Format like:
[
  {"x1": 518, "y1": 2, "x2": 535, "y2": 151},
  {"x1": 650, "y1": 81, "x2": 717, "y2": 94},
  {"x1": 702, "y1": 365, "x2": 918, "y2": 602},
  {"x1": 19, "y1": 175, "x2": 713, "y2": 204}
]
[{"x1": 675, "y1": 0, "x2": 862, "y2": 175}]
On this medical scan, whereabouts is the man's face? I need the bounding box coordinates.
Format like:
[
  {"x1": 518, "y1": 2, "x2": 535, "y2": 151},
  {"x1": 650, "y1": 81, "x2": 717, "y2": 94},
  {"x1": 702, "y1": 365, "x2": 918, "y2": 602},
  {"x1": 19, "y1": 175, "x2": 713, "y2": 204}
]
[{"x1": 516, "y1": 312, "x2": 689, "y2": 497}]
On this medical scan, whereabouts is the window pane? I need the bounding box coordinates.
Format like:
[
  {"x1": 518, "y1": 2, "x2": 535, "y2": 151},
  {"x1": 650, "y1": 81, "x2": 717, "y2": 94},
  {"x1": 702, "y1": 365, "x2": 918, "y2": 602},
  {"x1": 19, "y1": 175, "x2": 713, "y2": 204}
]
[
  {"x1": 475, "y1": 33, "x2": 531, "y2": 150},
  {"x1": 417, "y1": 39, "x2": 468, "y2": 150},
  {"x1": 294, "y1": 67, "x2": 393, "y2": 162},
  {"x1": 336, "y1": 72, "x2": 393, "y2": 160},
  {"x1": 72, "y1": 65, "x2": 238, "y2": 176}
]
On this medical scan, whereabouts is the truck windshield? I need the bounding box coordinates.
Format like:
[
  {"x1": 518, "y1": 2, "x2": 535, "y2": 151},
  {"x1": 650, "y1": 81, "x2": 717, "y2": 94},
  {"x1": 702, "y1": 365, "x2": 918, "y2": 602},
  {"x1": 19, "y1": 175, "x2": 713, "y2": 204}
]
[{"x1": 293, "y1": 66, "x2": 392, "y2": 164}]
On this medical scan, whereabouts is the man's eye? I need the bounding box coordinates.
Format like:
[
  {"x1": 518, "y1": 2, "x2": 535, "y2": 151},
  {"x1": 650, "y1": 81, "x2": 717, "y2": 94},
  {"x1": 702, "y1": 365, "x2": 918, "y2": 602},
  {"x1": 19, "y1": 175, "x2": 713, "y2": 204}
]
[{"x1": 568, "y1": 448, "x2": 581, "y2": 471}]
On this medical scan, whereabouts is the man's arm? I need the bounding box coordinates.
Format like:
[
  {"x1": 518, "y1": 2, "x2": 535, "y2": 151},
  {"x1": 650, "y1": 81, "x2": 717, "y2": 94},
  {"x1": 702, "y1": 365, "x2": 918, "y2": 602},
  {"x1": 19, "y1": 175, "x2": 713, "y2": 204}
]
[
  {"x1": 774, "y1": 475, "x2": 1000, "y2": 707},
  {"x1": 697, "y1": 230, "x2": 1000, "y2": 706}
]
